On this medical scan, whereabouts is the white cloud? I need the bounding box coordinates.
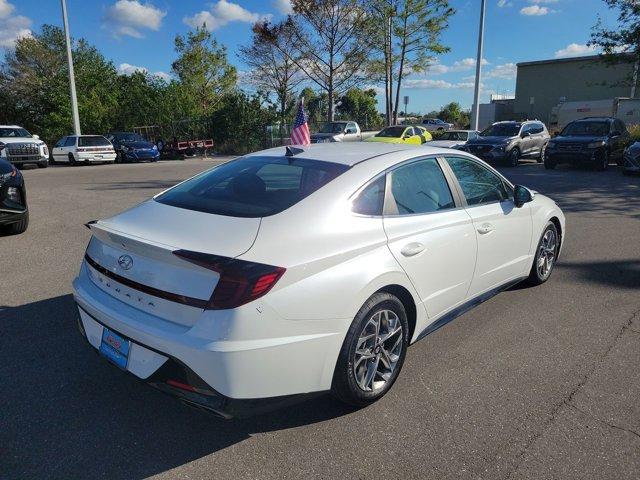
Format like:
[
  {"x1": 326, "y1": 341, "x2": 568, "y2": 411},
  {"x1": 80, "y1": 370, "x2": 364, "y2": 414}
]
[
  {"x1": 485, "y1": 62, "x2": 517, "y2": 79},
  {"x1": 520, "y1": 5, "x2": 549, "y2": 15},
  {"x1": 497, "y1": 0, "x2": 512, "y2": 7},
  {"x1": 118, "y1": 63, "x2": 171, "y2": 81},
  {"x1": 184, "y1": 0, "x2": 272, "y2": 31},
  {"x1": 104, "y1": 1, "x2": 166, "y2": 38},
  {"x1": 554, "y1": 43, "x2": 597, "y2": 58},
  {"x1": 0, "y1": 2, "x2": 31, "y2": 49},
  {"x1": 426, "y1": 58, "x2": 489, "y2": 75},
  {"x1": 0, "y1": 0, "x2": 14, "y2": 18},
  {"x1": 272, "y1": 0, "x2": 293, "y2": 14},
  {"x1": 404, "y1": 79, "x2": 477, "y2": 90}
]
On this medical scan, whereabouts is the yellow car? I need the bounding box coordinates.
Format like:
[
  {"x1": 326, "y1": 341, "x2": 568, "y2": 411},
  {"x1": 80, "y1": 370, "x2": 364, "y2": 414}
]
[{"x1": 365, "y1": 125, "x2": 432, "y2": 145}]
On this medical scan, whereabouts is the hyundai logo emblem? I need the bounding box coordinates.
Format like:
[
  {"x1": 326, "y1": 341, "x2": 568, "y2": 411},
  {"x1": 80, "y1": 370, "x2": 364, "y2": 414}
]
[{"x1": 118, "y1": 254, "x2": 133, "y2": 270}]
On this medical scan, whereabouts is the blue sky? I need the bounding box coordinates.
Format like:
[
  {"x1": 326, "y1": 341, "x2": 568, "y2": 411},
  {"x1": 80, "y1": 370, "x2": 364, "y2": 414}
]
[{"x1": 2, "y1": 0, "x2": 619, "y2": 113}]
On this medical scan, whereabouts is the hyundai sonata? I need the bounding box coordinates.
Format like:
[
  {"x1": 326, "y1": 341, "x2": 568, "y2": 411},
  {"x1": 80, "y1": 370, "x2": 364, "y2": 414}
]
[{"x1": 73, "y1": 143, "x2": 565, "y2": 418}]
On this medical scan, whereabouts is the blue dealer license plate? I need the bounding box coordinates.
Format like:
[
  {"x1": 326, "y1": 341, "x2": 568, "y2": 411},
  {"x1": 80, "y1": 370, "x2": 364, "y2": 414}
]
[{"x1": 99, "y1": 327, "x2": 130, "y2": 369}]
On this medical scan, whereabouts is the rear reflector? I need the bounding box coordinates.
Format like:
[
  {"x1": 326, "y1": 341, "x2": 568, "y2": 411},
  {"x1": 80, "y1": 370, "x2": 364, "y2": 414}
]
[{"x1": 172, "y1": 249, "x2": 285, "y2": 310}]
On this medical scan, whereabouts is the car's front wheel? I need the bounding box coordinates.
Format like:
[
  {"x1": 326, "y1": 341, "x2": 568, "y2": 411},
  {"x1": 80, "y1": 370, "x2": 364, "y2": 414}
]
[
  {"x1": 508, "y1": 147, "x2": 520, "y2": 167},
  {"x1": 526, "y1": 221, "x2": 559, "y2": 286},
  {"x1": 332, "y1": 292, "x2": 409, "y2": 407},
  {"x1": 1, "y1": 212, "x2": 29, "y2": 235}
]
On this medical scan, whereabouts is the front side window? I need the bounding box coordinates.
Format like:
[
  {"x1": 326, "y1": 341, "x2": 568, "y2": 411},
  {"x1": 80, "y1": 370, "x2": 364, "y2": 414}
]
[
  {"x1": 64, "y1": 137, "x2": 76, "y2": 147},
  {"x1": 156, "y1": 156, "x2": 349, "y2": 218},
  {"x1": 352, "y1": 176, "x2": 385, "y2": 216},
  {"x1": 445, "y1": 157, "x2": 510, "y2": 206},
  {"x1": 389, "y1": 158, "x2": 455, "y2": 215},
  {"x1": 55, "y1": 137, "x2": 66, "y2": 147}
]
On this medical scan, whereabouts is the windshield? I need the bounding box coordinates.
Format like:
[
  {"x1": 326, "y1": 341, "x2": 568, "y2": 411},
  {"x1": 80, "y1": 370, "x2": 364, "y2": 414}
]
[
  {"x1": 155, "y1": 156, "x2": 349, "y2": 218},
  {"x1": 561, "y1": 121, "x2": 609, "y2": 136},
  {"x1": 439, "y1": 131, "x2": 468, "y2": 141},
  {"x1": 480, "y1": 124, "x2": 520, "y2": 137},
  {"x1": 114, "y1": 133, "x2": 145, "y2": 142},
  {"x1": 79, "y1": 136, "x2": 111, "y2": 147},
  {"x1": 318, "y1": 122, "x2": 347, "y2": 134},
  {"x1": 376, "y1": 126, "x2": 406, "y2": 138},
  {"x1": 0, "y1": 127, "x2": 32, "y2": 138}
]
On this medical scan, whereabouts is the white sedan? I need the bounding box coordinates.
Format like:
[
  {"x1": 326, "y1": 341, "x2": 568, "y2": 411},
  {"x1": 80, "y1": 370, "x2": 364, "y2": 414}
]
[{"x1": 73, "y1": 143, "x2": 565, "y2": 417}]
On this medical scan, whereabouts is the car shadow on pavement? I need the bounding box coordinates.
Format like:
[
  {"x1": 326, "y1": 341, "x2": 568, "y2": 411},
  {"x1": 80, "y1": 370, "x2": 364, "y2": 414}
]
[
  {"x1": 496, "y1": 165, "x2": 640, "y2": 218},
  {"x1": 0, "y1": 294, "x2": 355, "y2": 480},
  {"x1": 558, "y1": 259, "x2": 640, "y2": 290}
]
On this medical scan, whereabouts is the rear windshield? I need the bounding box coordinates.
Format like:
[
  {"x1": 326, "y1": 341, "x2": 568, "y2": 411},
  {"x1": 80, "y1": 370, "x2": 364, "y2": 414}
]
[
  {"x1": 439, "y1": 131, "x2": 468, "y2": 141},
  {"x1": 155, "y1": 156, "x2": 349, "y2": 217},
  {"x1": 78, "y1": 136, "x2": 111, "y2": 146}
]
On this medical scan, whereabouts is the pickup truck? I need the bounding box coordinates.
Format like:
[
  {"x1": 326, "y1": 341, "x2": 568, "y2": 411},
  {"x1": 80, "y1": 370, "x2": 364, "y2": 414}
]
[{"x1": 310, "y1": 121, "x2": 378, "y2": 143}]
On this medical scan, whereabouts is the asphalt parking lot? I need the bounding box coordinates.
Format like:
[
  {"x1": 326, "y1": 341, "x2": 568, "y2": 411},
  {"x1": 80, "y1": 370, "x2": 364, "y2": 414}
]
[{"x1": 1, "y1": 157, "x2": 639, "y2": 480}]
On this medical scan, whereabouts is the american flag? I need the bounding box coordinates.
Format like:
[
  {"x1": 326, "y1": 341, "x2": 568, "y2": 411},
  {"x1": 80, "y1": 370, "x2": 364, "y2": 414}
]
[{"x1": 290, "y1": 98, "x2": 310, "y2": 146}]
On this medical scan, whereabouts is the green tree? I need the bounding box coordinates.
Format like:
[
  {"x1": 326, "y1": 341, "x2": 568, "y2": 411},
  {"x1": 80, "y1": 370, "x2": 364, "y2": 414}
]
[
  {"x1": 590, "y1": 0, "x2": 640, "y2": 91},
  {"x1": 337, "y1": 88, "x2": 383, "y2": 128},
  {"x1": 172, "y1": 26, "x2": 237, "y2": 115},
  {"x1": 239, "y1": 19, "x2": 303, "y2": 125}
]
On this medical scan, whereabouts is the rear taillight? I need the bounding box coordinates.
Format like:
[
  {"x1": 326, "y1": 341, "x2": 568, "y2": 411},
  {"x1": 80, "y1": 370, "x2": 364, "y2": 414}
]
[{"x1": 173, "y1": 249, "x2": 286, "y2": 310}]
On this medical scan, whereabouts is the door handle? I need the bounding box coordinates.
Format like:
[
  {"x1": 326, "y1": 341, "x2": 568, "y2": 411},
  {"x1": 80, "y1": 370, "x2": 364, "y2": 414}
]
[
  {"x1": 401, "y1": 242, "x2": 425, "y2": 257},
  {"x1": 477, "y1": 223, "x2": 494, "y2": 235}
]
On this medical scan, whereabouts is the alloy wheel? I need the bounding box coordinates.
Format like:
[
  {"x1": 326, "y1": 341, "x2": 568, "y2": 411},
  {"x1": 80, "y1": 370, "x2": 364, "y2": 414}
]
[
  {"x1": 537, "y1": 229, "x2": 556, "y2": 278},
  {"x1": 353, "y1": 309, "x2": 403, "y2": 392}
]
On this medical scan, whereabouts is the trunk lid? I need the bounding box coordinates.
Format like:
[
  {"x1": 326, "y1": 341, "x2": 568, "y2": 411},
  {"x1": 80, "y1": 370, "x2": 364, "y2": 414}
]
[{"x1": 85, "y1": 200, "x2": 261, "y2": 324}]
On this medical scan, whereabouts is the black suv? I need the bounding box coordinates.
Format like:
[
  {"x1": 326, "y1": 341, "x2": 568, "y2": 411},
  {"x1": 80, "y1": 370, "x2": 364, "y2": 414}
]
[
  {"x1": 545, "y1": 117, "x2": 630, "y2": 171},
  {"x1": 463, "y1": 120, "x2": 550, "y2": 167}
]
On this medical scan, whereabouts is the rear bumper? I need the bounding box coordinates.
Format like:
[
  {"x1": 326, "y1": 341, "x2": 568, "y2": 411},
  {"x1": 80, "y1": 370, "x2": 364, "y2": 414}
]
[
  {"x1": 76, "y1": 305, "x2": 323, "y2": 418},
  {"x1": 78, "y1": 153, "x2": 116, "y2": 163},
  {"x1": 72, "y1": 261, "x2": 344, "y2": 410}
]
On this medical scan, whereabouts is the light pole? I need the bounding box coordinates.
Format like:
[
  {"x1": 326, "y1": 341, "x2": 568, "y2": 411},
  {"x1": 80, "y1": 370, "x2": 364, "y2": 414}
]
[
  {"x1": 471, "y1": 0, "x2": 486, "y2": 131},
  {"x1": 61, "y1": 0, "x2": 81, "y2": 135}
]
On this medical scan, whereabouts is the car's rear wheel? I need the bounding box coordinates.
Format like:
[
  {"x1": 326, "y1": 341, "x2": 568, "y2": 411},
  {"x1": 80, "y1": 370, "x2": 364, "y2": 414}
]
[
  {"x1": 508, "y1": 147, "x2": 520, "y2": 167},
  {"x1": 332, "y1": 292, "x2": 409, "y2": 407},
  {"x1": 526, "y1": 221, "x2": 558, "y2": 286},
  {"x1": 68, "y1": 153, "x2": 77, "y2": 166}
]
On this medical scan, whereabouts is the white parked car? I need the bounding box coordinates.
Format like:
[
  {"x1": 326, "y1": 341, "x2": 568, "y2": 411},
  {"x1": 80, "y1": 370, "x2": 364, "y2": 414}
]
[
  {"x1": 421, "y1": 118, "x2": 454, "y2": 132},
  {"x1": 0, "y1": 125, "x2": 49, "y2": 168},
  {"x1": 429, "y1": 130, "x2": 480, "y2": 149},
  {"x1": 51, "y1": 135, "x2": 116, "y2": 165},
  {"x1": 73, "y1": 143, "x2": 565, "y2": 418}
]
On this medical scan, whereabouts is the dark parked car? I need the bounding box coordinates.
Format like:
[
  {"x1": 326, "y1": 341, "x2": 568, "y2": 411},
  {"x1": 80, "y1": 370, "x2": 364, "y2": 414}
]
[
  {"x1": 622, "y1": 141, "x2": 640, "y2": 175},
  {"x1": 0, "y1": 155, "x2": 28, "y2": 235},
  {"x1": 545, "y1": 117, "x2": 630, "y2": 171},
  {"x1": 106, "y1": 132, "x2": 160, "y2": 163},
  {"x1": 463, "y1": 120, "x2": 550, "y2": 167}
]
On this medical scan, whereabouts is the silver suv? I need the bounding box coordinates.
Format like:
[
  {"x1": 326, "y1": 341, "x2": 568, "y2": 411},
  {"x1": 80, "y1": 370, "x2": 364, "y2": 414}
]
[{"x1": 463, "y1": 120, "x2": 550, "y2": 167}]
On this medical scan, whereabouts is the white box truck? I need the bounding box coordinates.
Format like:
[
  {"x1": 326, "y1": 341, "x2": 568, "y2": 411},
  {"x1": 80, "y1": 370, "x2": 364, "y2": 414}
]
[{"x1": 550, "y1": 97, "x2": 640, "y2": 132}]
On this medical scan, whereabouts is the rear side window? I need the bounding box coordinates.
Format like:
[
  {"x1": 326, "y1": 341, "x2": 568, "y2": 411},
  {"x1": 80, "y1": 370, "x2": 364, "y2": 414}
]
[
  {"x1": 445, "y1": 156, "x2": 510, "y2": 206},
  {"x1": 78, "y1": 136, "x2": 111, "y2": 147},
  {"x1": 352, "y1": 176, "x2": 385, "y2": 216},
  {"x1": 156, "y1": 156, "x2": 349, "y2": 218},
  {"x1": 389, "y1": 158, "x2": 455, "y2": 215}
]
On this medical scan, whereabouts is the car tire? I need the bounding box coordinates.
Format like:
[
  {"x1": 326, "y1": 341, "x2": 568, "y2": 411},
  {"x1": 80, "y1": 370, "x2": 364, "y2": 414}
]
[
  {"x1": 37, "y1": 159, "x2": 48, "y2": 168},
  {"x1": 2, "y1": 212, "x2": 29, "y2": 235},
  {"x1": 508, "y1": 147, "x2": 520, "y2": 167},
  {"x1": 68, "y1": 153, "x2": 77, "y2": 166},
  {"x1": 537, "y1": 144, "x2": 546, "y2": 163},
  {"x1": 595, "y1": 150, "x2": 609, "y2": 171},
  {"x1": 525, "y1": 221, "x2": 559, "y2": 286},
  {"x1": 331, "y1": 292, "x2": 409, "y2": 407}
]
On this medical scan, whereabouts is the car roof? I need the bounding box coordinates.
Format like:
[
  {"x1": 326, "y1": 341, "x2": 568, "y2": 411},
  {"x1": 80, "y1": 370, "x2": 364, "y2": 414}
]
[
  {"x1": 0, "y1": 125, "x2": 25, "y2": 129},
  {"x1": 246, "y1": 142, "x2": 458, "y2": 167},
  {"x1": 573, "y1": 117, "x2": 614, "y2": 122}
]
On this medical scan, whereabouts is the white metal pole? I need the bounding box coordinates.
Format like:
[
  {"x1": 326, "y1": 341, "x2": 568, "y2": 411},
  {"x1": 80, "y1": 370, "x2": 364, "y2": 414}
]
[
  {"x1": 471, "y1": 0, "x2": 486, "y2": 131},
  {"x1": 61, "y1": 0, "x2": 81, "y2": 135}
]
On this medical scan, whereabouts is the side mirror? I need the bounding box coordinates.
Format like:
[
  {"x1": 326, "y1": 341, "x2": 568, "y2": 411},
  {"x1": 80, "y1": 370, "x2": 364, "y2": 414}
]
[
  {"x1": 33, "y1": 134, "x2": 40, "y2": 140},
  {"x1": 514, "y1": 185, "x2": 533, "y2": 208}
]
